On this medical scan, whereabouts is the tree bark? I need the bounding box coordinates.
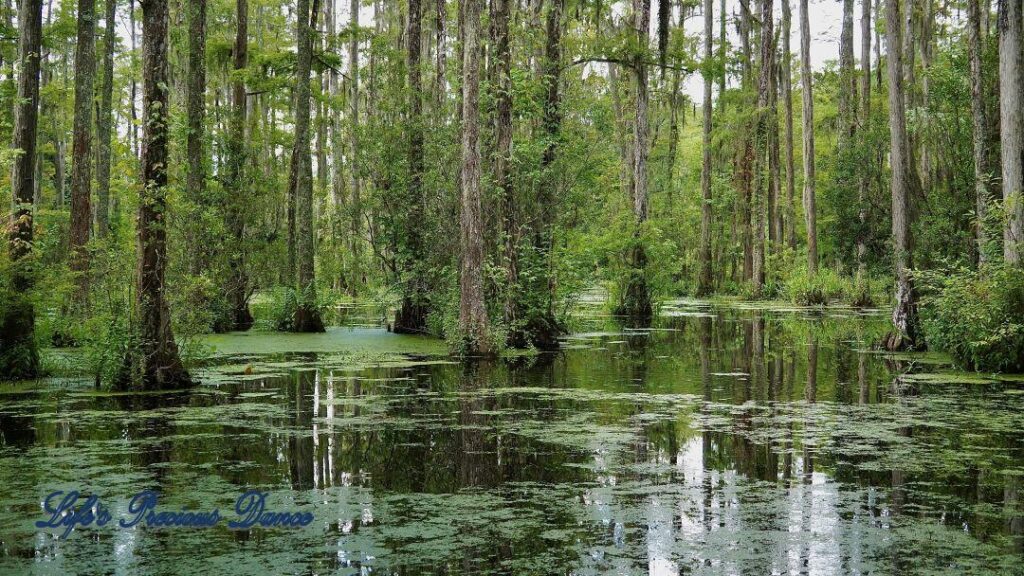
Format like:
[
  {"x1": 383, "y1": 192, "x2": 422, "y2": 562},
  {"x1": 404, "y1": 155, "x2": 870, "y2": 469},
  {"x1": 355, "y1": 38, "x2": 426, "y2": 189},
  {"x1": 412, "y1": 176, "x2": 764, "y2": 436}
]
[
  {"x1": 69, "y1": 0, "x2": 97, "y2": 303},
  {"x1": 999, "y1": 0, "x2": 1023, "y2": 264},
  {"x1": 328, "y1": 0, "x2": 346, "y2": 289},
  {"x1": 622, "y1": 0, "x2": 653, "y2": 321},
  {"x1": 434, "y1": 0, "x2": 446, "y2": 105},
  {"x1": 857, "y1": 0, "x2": 871, "y2": 278},
  {"x1": 1, "y1": 0, "x2": 43, "y2": 378},
  {"x1": 885, "y1": 0, "x2": 921, "y2": 350},
  {"x1": 665, "y1": 6, "x2": 685, "y2": 209},
  {"x1": 717, "y1": 0, "x2": 726, "y2": 112},
  {"x1": 393, "y1": 0, "x2": 431, "y2": 334},
  {"x1": 969, "y1": 0, "x2": 990, "y2": 263},
  {"x1": 782, "y1": 0, "x2": 796, "y2": 250},
  {"x1": 750, "y1": 0, "x2": 774, "y2": 294},
  {"x1": 349, "y1": 0, "x2": 363, "y2": 289},
  {"x1": 95, "y1": 0, "x2": 115, "y2": 237},
  {"x1": 457, "y1": 0, "x2": 492, "y2": 354},
  {"x1": 290, "y1": 0, "x2": 325, "y2": 332},
  {"x1": 185, "y1": 0, "x2": 206, "y2": 276},
  {"x1": 121, "y1": 0, "x2": 192, "y2": 388},
  {"x1": 493, "y1": 0, "x2": 518, "y2": 335},
  {"x1": 768, "y1": 19, "x2": 781, "y2": 249},
  {"x1": 697, "y1": 0, "x2": 714, "y2": 296},
  {"x1": 799, "y1": 0, "x2": 817, "y2": 274},
  {"x1": 223, "y1": 0, "x2": 253, "y2": 331},
  {"x1": 839, "y1": 0, "x2": 855, "y2": 138}
]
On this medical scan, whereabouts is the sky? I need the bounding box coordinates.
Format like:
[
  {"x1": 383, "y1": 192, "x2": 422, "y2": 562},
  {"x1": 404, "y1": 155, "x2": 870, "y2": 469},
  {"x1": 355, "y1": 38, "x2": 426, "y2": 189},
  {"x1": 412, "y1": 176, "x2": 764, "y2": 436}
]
[{"x1": 681, "y1": 0, "x2": 855, "y2": 103}]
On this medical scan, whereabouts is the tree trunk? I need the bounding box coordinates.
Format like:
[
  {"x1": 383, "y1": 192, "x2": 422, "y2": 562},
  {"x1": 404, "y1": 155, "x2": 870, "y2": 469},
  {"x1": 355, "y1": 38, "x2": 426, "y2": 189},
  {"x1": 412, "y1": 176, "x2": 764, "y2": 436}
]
[
  {"x1": 623, "y1": 0, "x2": 653, "y2": 321},
  {"x1": 737, "y1": 0, "x2": 754, "y2": 282},
  {"x1": 290, "y1": 0, "x2": 325, "y2": 332},
  {"x1": 69, "y1": 0, "x2": 97, "y2": 303},
  {"x1": 799, "y1": 0, "x2": 817, "y2": 274},
  {"x1": 1, "y1": 0, "x2": 43, "y2": 378},
  {"x1": 127, "y1": 2, "x2": 138, "y2": 164},
  {"x1": 874, "y1": 0, "x2": 882, "y2": 91},
  {"x1": 885, "y1": 0, "x2": 921, "y2": 350},
  {"x1": 665, "y1": 5, "x2": 686, "y2": 210},
  {"x1": 782, "y1": 0, "x2": 796, "y2": 250},
  {"x1": 717, "y1": 0, "x2": 726, "y2": 112},
  {"x1": 328, "y1": 0, "x2": 346, "y2": 290},
  {"x1": 394, "y1": 0, "x2": 431, "y2": 334},
  {"x1": 969, "y1": 0, "x2": 990, "y2": 263},
  {"x1": 121, "y1": 0, "x2": 192, "y2": 389},
  {"x1": 349, "y1": 0, "x2": 363, "y2": 290},
  {"x1": 95, "y1": 0, "x2": 115, "y2": 237},
  {"x1": 457, "y1": 0, "x2": 492, "y2": 354},
  {"x1": 434, "y1": 0, "x2": 446, "y2": 105},
  {"x1": 857, "y1": 0, "x2": 871, "y2": 278},
  {"x1": 697, "y1": 0, "x2": 713, "y2": 296},
  {"x1": 839, "y1": 0, "x2": 855, "y2": 138},
  {"x1": 768, "y1": 21, "x2": 781, "y2": 249},
  {"x1": 223, "y1": 0, "x2": 253, "y2": 331},
  {"x1": 185, "y1": 0, "x2": 206, "y2": 276},
  {"x1": 493, "y1": 0, "x2": 518, "y2": 337},
  {"x1": 919, "y1": 0, "x2": 933, "y2": 192},
  {"x1": 750, "y1": 0, "x2": 774, "y2": 295},
  {"x1": 999, "y1": 0, "x2": 1023, "y2": 264}
]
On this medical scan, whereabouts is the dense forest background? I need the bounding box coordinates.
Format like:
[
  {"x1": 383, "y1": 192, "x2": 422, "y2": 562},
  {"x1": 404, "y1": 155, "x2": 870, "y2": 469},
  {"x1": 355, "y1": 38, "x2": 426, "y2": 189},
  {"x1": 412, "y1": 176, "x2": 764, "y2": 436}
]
[{"x1": 1, "y1": 0, "x2": 1023, "y2": 388}]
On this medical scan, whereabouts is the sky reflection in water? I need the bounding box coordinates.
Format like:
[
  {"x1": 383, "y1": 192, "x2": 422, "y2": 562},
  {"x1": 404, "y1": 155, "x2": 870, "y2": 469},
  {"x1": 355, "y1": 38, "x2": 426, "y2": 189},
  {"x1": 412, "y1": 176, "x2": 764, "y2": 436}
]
[{"x1": 1, "y1": 302, "x2": 1022, "y2": 575}]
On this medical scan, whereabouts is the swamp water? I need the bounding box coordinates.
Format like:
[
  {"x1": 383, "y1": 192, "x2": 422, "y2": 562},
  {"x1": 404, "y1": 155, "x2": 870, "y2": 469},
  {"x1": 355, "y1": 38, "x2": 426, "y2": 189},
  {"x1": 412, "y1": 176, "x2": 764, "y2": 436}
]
[{"x1": 1, "y1": 302, "x2": 1023, "y2": 575}]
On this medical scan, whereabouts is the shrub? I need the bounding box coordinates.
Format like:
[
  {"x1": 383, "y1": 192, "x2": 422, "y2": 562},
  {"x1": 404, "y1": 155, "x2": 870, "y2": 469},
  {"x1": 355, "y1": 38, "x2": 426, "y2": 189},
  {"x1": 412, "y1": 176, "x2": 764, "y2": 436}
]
[
  {"x1": 783, "y1": 268, "x2": 850, "y2": 305},
  {"x1": 919, "y1": 264, "x2": 1024, "y2": 372}
]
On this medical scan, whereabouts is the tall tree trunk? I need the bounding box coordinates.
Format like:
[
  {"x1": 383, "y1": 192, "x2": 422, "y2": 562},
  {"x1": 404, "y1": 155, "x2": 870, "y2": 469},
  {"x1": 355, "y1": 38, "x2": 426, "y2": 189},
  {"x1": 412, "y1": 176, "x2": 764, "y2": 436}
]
[
  {"x1": 129, "y1": 1, "x2": 139, "y2": 163},
  {"x1": 69, "y1": 0, "x2": 97, "y2": 303},
  {"x1": 857, "y1": 0, "x2": 871, "y2": 278},
  {"x1": 434, "y1": 0, "x2": 446, "y2": 105},
  {"x1": 782, "y1": 0, "x2": 796, "y2": 250},
  {"x1": 919, "y1": 0, "x2": 933, "y2": 191},
  {"x1": 517, "y1": 0, "x2": 566, "y2": 349},
  {"x1": 185, "y1": 0, "x2": 206, "y2": 275},
  {"x1": 291, "y1": 0, "x2": 325, "y2": 332},
  {"x1": 751, "y1": 0, "x2": 774, "y2": 294},
  {"x1": 623, "y1": 0, "x2": 653, "y2": 320},
  {"x1": 349, "y1": 0, "x2": 363, "y2": 290},
  {"x1": 799, "y1": 0, "x2": 817, "y2": 274},
  {"x1": 1, "y1": 0, "x2": 43, "y2": 378},
  {"x1": 493, "y1": 0, "x2": 518, "y2": 338},
  {"x1": 328, "y1": 0, "x2": 346, "y2": 290},
  {"x1": 885, "y1": 0, "x2": 921, "y2": 350},
  {"x1": 223, "y1": 0, "x2": 254, "y2": 331},
  {"x1": 121, "y1": 0, "x2": 192, "y2": 389},
  {"x1": 697, "y1": 0, "x2": 713, "y2": 296},
  {"x1": 457, "y1": 0, "x2": 492, "y2": 354},
  {"x1": 739, "y1": 0, "x2": 753, "y2": 281},
  {"x1": 874, "y1": 0, "x2": 882, "y2": 91},
  {"x1": 999, "y1": 0, "x2": 1023, "y2": 264},
  {"x1": 95, "y1": 0, "x2": 115, "y2": 237},
  {"x1": 394, "y1": 0, "x2": 431, "y2": 334},
  {"x1": 839, "y1": 0, "x2": 855, "y2": 138},
  {"x1": 969, "y1": 0, "x2": 990, "y2": 263},
  {"x1": 665, "y1": 5, "x2": 685, "y2": 209},
  {"x1": 768, "y1": 22, "x2": 781, "y2": 249},
  {"x1": 717, "y1": 0, "x2": 726, "y2": 112}
]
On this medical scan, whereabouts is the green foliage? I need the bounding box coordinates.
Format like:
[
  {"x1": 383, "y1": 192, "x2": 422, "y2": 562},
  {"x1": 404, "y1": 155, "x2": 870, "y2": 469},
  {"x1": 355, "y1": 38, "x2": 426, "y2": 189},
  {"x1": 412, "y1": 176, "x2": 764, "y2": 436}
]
[
  {"x1": 919, "y1": 264, "x2": 1024, "y2": 373},
  {"x1": 781, "y1": 266, "x2": 865, "y2": 307},
  {"x1": 263, "y1": 285, "x2": 336, "y2": 332}
]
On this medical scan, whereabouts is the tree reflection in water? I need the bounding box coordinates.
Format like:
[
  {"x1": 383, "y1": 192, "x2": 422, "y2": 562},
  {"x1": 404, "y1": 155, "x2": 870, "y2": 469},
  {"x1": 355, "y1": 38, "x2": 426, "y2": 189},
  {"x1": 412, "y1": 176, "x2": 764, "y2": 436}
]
[{"x1": 1, "y1": 304, "x2": 1022, "y2": 574}]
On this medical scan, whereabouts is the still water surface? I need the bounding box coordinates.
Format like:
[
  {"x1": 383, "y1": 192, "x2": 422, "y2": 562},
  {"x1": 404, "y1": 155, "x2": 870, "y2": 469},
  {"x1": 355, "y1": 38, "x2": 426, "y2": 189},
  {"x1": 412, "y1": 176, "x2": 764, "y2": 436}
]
[{"x1": 1, "y1": 302, "x2": 1022, "y2": 574}]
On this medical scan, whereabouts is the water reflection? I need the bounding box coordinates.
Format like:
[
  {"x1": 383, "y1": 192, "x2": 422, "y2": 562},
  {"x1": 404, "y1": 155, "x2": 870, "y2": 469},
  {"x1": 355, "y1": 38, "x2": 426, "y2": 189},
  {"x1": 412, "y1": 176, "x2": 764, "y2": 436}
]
[{"x1": 1, "y1": 304, "x2": 1023, "y2": 574}]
